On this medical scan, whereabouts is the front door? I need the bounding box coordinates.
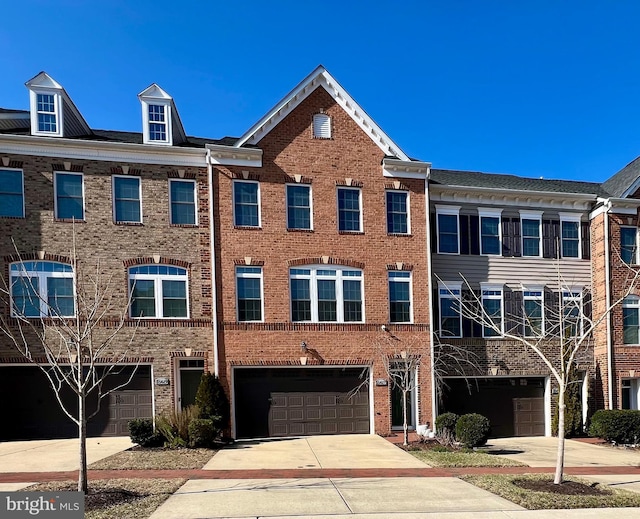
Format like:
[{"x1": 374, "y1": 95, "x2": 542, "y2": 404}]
[
  {"x1": 391, "y1": 371, "x2": 415, "y2": 429},
  {"x1": 178, "y1": 359, "x2": 204, "y2": 410}
]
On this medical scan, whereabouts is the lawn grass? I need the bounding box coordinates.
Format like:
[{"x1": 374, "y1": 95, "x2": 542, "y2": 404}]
[
  {"x1": 88, "y1": 447, "x2": 217, "y2": 470},
  {"x1": 462, "y1": 474, "x2": 640, "y2": 509},
  {"x1": 23, "y1": 478, "x2": 186, "y2": 519},
  {"x1": 409, "y1": 449, "x2": 527, "y2": 467}
]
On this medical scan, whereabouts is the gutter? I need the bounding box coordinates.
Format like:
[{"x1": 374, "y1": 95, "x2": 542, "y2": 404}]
[
  {"x1": 604, "y1": 199, "x2": 613, "y2": 409},
  {"x1": 425, "y1": 168, "x2": 437, "y2": 428},
  {"x1": 207, "y1": 148, "x2": 220, "y2": 377}
]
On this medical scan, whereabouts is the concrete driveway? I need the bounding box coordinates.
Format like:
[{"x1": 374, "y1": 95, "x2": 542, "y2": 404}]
[
  {"x1": 0, "y1": 436, "x2": 133, "y2": 472},
  {"x1": 205, "y1": 434, "x2": 428, "y2": 470},
  {"x1": 484, "y1": 437, "x2": 640, "y2": 468}
]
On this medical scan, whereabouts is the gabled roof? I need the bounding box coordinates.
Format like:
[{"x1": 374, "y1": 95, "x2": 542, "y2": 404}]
[
  {"x1": 601, "y1": 156, "x2": 640, "y2": 198},
  {"x1": 235, "y1": 65, "x2": 411, "y2": 161},
  {"x1": 430, "y1": 168, "x2": 606, "y2": 196},
  {"x1": 138, "y1": 83, "x2": 187, "y2": 144}
]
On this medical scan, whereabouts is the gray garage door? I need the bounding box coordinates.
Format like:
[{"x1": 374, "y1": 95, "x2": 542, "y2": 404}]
[{"x1": 234, "y1": 368, "x2": 370, "y2": 439}]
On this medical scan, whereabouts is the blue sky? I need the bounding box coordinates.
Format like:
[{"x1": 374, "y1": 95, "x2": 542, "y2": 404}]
[{"x1": 2, "y1": 1, "x2": 640, "y2": 183}]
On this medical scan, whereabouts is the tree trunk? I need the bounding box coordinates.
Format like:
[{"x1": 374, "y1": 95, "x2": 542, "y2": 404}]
[
  {"x1": 402, "y1": 390, "x2": 408, "y2": 446},
  {"x1": 554, "y1": 384, "x2": 566, "y2": 484},
  {"x1": 78, "y1": 391, "x2": 88, "y2": 493}
]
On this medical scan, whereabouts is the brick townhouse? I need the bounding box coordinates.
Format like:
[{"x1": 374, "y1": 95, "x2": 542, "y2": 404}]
[{"x1": 1, "y1": 67, "x2": 639, "y2": 441}]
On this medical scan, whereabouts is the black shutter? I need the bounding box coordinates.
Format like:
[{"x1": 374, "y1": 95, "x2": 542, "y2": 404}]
[
  {"x1": 512, "y1": 218, "x2": 522, "y2": 257},
  {"x1": 460, "y1": 215, "x2": 470, "y2": 255},
  {"x1": 461, "y1": 289, "x2": 482, "y2": 337},
  {"x1": 583, "y1": 289, "x2": 592, "y2": 334},
  {"x1": 430, "y1": 214, "x2": 438, "y2": 253},
  {"x1": 512, "y1": 290, "x2": 524, "y2": 336},
  {"x1": 469, "y1": 215, "x2": 480, "y2": 255},
  {"x1": 504, "y1": 289, "x2": 514, "y2": 334},
  {"x1": 545, "y1": 288, "x2": 560, "y2": 337},
  {"x1": 432, "y1": 289, "x2": 440, "y2": 336},
  {"x1": 542, "y1": 220, "x2": 553, "y2": 258},
  {"x1": 502, "y1": 217, "x2": 513, "y2": 257},
  {"x1": 581, "y1": 221, "x2": 591, "y2": 260}
]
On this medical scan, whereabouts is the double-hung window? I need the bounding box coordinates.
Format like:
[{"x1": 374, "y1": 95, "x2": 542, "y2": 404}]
[
  {"x1": 559, "y1": 213, "x2": 581, "y2": 259},
  {"x1": 520, "y1": 211, "x2": 542, "y2": 257},
  {"x1": 438, "y1": 282, "x2": 462, "y2": 338},
  {"x1": 481, "y1": 284, "x2": 503, "y2": 338},
  {"x1": 113, "y1": 176, "x2": 142, "y2": 223},
  {"x1": 623, "y1": 296, "x2": 640, "y2": 345},
  {"x1": 386, "y1": 191, "x2": 409, "y2": 234},
  {"x1": 337, "y1": 187, "x2": 362, "y2": 232},
  {"x1": 621, "y1": 227, "x2": 638, "y2": 264},
  {"x1": 36, "y1": 93, "x2": 58, "y2": 133},
  {"x1": 233, "y1": 180, "x2": 260, "y2": 227},
  {"x1": 236, "y1": 266, "x2": 263, "y2": 322},
  {"x1": 286, "y1": 184, "x2": 312, "y2": 230},
  {"x1": 129, "y1": 265, "x2": 188, "y2": 318},
  {"x1": 622, "y1": 379, "x2": 639, "y2": 410},
  {"x1": 523, "y1": 288, "x2": 544, "y2": 337},
  {"x1": 0, "y1": 169, "x2": 24, "y2": 218},
  {"x1": 478, "y1": 208, "x2": 502, "y2": 255},
  {"x1": 562, "y1": 289, "x2": 583, "y2": 338},
  {"x1": 388, "y1": 271, "x2": 412, "y2": 323},
  {"x1": 148, "y1": 104, "x2": 168, "y2": 142},
  {"x1": 169, "y1": 179, "x2": 197, "y2": 225},
  {"x1": 436, "y1": 206, "x2": 460, "y2": 254},
  {"x1": 290, "y1": 266, "x2": 363, "y2": 323},
  {"x1": 10, "y1": 261, "x2": 74, "y2": 317},
  {"x1": 54, "y1": 172, "x2": 84, "y2": 220}
]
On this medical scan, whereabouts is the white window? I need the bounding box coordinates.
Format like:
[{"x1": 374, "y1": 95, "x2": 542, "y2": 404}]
[
  {"x1": 236, "y1": 266, "x2": 264, "y2": 322},
  {"x1": 623, "y1": 296, "x2": 640, "y2": 345},
  {"x1": 233, "y1": 180, "x2": 261, "y2": 227},
  {"x1": 312, "y1": 113, "x2": 331, "y2": 139},
  {"x1": 113, "y1": 176, "x2": 142, "y2": 223},
  {"x1": 290, "y1": 266, "x2": 363, "y2": 323},
  {"x1": 34, "y1": 92, "x2": 61, "y2": 136},
  {"x1": 169, "y1": 179, "x2": 197, "y2": 225},
  {"x1": 147, "y1": 104, "x2": 168, "y2": 142},
  {"x1": 622, "y1": 379, "x2": 640, "y2": 410},
  {"x1": 389, "y1": 271, "x2": 412, "y2": 323},
  {"x1": 559, "y1": 213, "x2": 581, "y2": 259},
  {"x1": 520, "y1": 210, "x2": 543, "y2": 257},
  {"x1": 129, "y1": 265, "x2": 188, "y2": 318},
  {"x1": 478, "y1": 208, "x2": 502, "y2": 255},
  {"x1": 562, "y1": 288, "x2": 583, "y2": 338},
  {"x1": 337, "y1": 187, "x2": 362, "y2": 232},
  {"x1": 523, "y1": 288, "x2": 544, "y2": 337},
  {"x1": 0, "y1": 168, "x2": 24, "y2": 218},
  {"x1": 620, "y1": 226, "x2": 638, "y2": 265},
  {"x1": 481, "y1": 283, "x2": 503, "y2": 338},
  {"x1": 438, "y1": 282, "x2": 462, "y2": 338},
  {"x1": 10, "y1": 261, "x2": 75, "y2": 317},
  {"x1": 286, "y1": 184, "x2": 312, "y2": 230},
  {"x1": 54, "y1": 172, "x2": 84, "y2": 220},
  {"x1": 436, "y1": 205, "x2": 460, "y2": 254},
  {"x1": 386, "y1": 191, "x2": 410, "y2": 234}
]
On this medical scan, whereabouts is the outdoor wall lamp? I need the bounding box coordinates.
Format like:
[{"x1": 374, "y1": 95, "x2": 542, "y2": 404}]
[{"x1": 300, "y1": 341, "x2": 308, "y2": 352}]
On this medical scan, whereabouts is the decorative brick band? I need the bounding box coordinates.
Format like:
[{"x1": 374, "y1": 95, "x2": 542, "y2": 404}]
[
  {"x1": 52, "y1": 163, "x2": 84, "y2": 172},
  {"x1": 168, "y1": 170, "x2": 197, "y2": 179},
  {"x1": 124, "y1": 257, "x2": 191, "y2": 269},
  {"x1": 232, "y1": 171, "x2": 260, "y2": 181},
  {"x1": 3, "y1": 252, "x2": 72, "y2": 264},
  {"x1": 384, "y1": 182, "x2": 410, "y2": 191},
  {"x1": 2, "y1": 159, "x2": 24, "y2": 168},
  {"x1": 283, "y1": 174, "x2": 313, "y2": 184},
  {"x1": 386, "y1": 262, "x2": 414, "y2": 271},
  {"x1": 0, "y1": 356, "x2": 154, "y2": 364},
  {"x1": 233, "y1": 258, "x2": 265, "y2": 266},
  {"x1": 110, "y1": 167, "x2": 142, "y2": 176},
  {"x1": 121, "y1": 319, "x2": 213, "y2": 328},
  {"x1": 221, "y1": 322, "x2": 430, "y2": 332},
  {"x1": 229, "y1": 358, "x2": 371, "y2": 366},
  {"x1": 287, "y1": 257, "x2": 365, "y2": 269},
  {"x1": 169, "y1": 350, "x2": 206, "y2": 358},
  {"x1": 335, "y1": 179, "x2": 363, "y2": 187},
  {"x1": 234, "y1": 226, "x2": 262, "y2": 231}
]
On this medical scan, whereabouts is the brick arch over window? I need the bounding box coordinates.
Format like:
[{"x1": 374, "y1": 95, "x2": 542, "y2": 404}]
[
  {"x1": 287, "y1": 257, "x2": 365, "y2": 270},
  {"x1": 3, "y1": 252, "x2": 72, "y2": 264},
  {"x1": 123, "y1": 257, "x2": 191, "y2": 269}
]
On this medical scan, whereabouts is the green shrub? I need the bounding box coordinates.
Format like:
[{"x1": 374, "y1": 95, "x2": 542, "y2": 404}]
[
  {"x1": 455, "y1": 413, "x2": 491, "y2": 448},
  {"x1": 551, "y1": 370, "x2": 584, "y2": 437},
  {"x1": 435, "y1": 412, "x2": 459, "y2": 434},
  {"x1": 589, "y1": 409, "x2": 640, "y2": 444},
  {"x1": 195, "y1": 372, "x2": 230, "y2": 429},
  {"x1": 188, "y1": 418, "x2": 218, "y2": 448},
  {"x1": 128, "y1": 418, "x2": 163, "y2": 447},
  {"x1": 156, "y1": 405, "x2": 200, "y2": 448}
]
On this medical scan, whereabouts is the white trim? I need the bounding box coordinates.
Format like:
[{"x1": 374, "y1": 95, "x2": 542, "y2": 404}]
[
  {"x1": 232, "y1": 179, "x2": 261, "y2": 228},
  {"x1": 520, "y1": 211, "x2": 542, "y2": 258},
  {"x1": 559, "y1": 216, "x2": 582, "y2": 259},
  {"x1": 382, "y1": 158, "x2": 430, "y2": 179},
  {"x1": 621, "y1": 176, "x2": 640, "y2": 199},
  {"x1": 10, "y1": 260, "x2": 75, "y2": 318},
  {"x1": 235, "y1": 266, "x2": 265, "y2": 323},
  {"x1": 544, "y1": 376, "x2": 552, "y2": 437},
  {"x1": 620, "y1": 225, "x2": 640, "y2": 264},
  {"x1": 478, "y1": 209, "x2": 503, "y2": 256},
  {"x1": 112, "y1": 175, "x2": 142, "y2": 224},
  {"x1": 53, "y1": 171, "x2": 85, "y2": 221},
  {"x1": 336, "y1": 186, "x2": 363, "y2": 233},
  {"x1": 312, "y1": 113, "x2": 331, "y2": 139},
  {"x1": 143, "y1": 101, "x2": 172, "y2": 145},
  {"x1": 236, "y1": 66, "x2": 411, "y2": 161},
  {"x1": 207, "y1": 144, "x2": 263, "y2": 167},
  {"x1": 437, "y1": 281, "x2": 462, "y2": 338},
  {"x1": 388, "y1": 271, "x2": 413, "y2": 324},
  {"x1": 0, "y1": 167, "x2": 25, "y2": 218},
  {"x1": 168, "y1": 178, "x2": 198, "y2": 226},
  {"x1": 385, "y1": 189, "x2": 411, "y2": 235},
  {"x1": 523, "y1": 288, "x2": 545, "y2": 337},
  {"x1": 30, "y1": 90, "x2": 63, "y2": 138},
  {"x1": 175, "y1": 357, "x2": 205, "y2": 411},
  {"x1": 285, "y1": 183, "x2": 313, "y2": 231},
  {"x1": 435, "y1": 205, "x2": 460, "y2": 255},
  {"x1": 481, "y1": 283, "x2": 504, "y2": 338},
  {"x1": 129, "y1": 265, "x2": 190, "y2": 319}
]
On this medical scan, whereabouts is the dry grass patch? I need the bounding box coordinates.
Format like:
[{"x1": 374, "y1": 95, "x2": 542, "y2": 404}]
[
  {"x1": 409, "y1": 448, "x2": 527, "y2": 467},
  {"x1": 23, "y1": 478, "x2": 186, "y2": 519},
  {"x1": 462, "y1": 474, "x2": 640, "y2": 509},
  {"x1": 89, "y1": 447, "x2": 217, "y2": 470}
]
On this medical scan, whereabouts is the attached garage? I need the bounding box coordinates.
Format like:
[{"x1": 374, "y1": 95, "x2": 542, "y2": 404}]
[
  {"x1": 439, "y1": 377, "x2": 546, "y2": 437},
  {"x1": 233, "y1": 367, "x2": 370, "y2": 439},
  {"x1": 0, "y1": 365, "x2": 153, "y2": 440}
]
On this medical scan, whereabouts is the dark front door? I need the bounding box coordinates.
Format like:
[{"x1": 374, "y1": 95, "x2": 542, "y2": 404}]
[
  {"x1": 513, "y1": 397, "x2": 545, "y2": 436},
  {"x1": 180, "y1": 368, "x2": 203, "y2": 409}
]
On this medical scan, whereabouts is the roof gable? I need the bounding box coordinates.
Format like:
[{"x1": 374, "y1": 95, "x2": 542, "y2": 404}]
[
  {"x1": 235, "y1": 65, "x2": 410, "y2": 161},
  {"x1": 25, "y1": 71, "x2": 63, "y2": 90},
  {"x1": 601, "y1": 156, "x2": 640, "y2": 198},
  {"x1": 137, "y1": 83, "x2": 186, "y2": 145}
]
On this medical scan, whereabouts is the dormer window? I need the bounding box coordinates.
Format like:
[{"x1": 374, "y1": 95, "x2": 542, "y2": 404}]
[
  {"x1": 148, "y1": 104, "x2": 167, "y2": 142},
  {"x1": 36, "y1": 94, "x2": 57, "y2": 133},
  {"x1": 312, "y1": 113, "x2": 331, "y2": 139}
]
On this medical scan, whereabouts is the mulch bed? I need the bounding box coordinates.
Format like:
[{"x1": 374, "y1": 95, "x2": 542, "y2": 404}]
[
  {"x1": 85, "y1": 487, "x2": 148, "y2": 511},
  {"x1": 513, "y1": 478, "x2": 611, "y2": 496}
]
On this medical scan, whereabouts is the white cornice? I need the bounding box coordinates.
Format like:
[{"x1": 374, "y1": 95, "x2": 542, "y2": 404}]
[
  {"x1": 206, "y1": 143, "x2": 262, "y2": 167},
  {"x1": 0, "y1": 134, "x2": 207, "y2": 167},
  {"x1": 236, "y1": 66, "x2": 411, "y2": 161},
  {"x1": 382, "y1": 158, "x2": 430, "y2": 179},
  {"x1": 605, "y1": 197, "x2": 640, "y2": 215},
  {"x1": 430, "y1": 184, "x2": 597, "y2": 211}
]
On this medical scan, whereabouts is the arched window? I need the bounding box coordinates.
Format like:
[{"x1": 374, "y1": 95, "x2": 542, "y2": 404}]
[
  {"x1": 10, "y1": 261, "x2": 74, "y2": 317},
  {"x1": 312, "y1": 113, "x2": 331, "y2": 139},
  {"x1": 129, "y1": 265, "x2": 188, "y2": 318}
]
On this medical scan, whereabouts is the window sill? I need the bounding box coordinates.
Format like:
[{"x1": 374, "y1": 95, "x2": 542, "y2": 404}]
[
  {"x1": 55, "y1": 218, "x2": 86, "y2": 223},
  {"x1": 115, "y1": 221, "x2": 143, "y2": 226},
  {"x1": 388, "y1": 233, "x2": 412, "y2": 237},
  {"x1": 287, "y1": 228, "x2": 314, "y2": 233},
  {"x1": 338, "y1": 230, "x2": 364, "y2": 235},
  {"x1": 170, "y1": 223, "x2": 198, "y2": 228},
  {"x1": 0, "y1": 215, "x2": 25, "y2": 219},
  {"x1": 234, "y1": 225, "x2": 262, "y2": 230}
]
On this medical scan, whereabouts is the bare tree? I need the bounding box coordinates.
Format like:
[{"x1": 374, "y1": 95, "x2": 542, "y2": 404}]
[
  {"x1": 439, "y1": 265, "x2": 640, "y2": 484},
  {"x1": 0, "y1": 234, "x2": 139, "y2": 493}
]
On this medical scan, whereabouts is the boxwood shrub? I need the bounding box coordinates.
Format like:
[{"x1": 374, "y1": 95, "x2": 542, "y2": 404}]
[
  {"x1": 455, "y1": 413, "x2": 491, "y2": 448},
  {"x1": 589, "y1": 409, "x2": 640, "y2": 444}
]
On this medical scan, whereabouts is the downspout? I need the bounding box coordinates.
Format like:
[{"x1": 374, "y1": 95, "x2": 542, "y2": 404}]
[
  {"x1": 207, "y1": 148, "x2": 220, "y2": 376},
  {"x1": 425, "y1": 167, "x2": 437, "y2": 428},
  {"x1": 603, "y1": 199, "x2": 613, "y2": 409}
]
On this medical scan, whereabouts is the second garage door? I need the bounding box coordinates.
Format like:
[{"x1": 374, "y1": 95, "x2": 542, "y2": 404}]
[{"x1": 234, "y1": 367, "x2": 370, "y2": 439}]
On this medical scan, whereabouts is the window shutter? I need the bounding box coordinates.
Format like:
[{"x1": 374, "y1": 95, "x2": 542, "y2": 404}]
[
  {"x1": 460, "y1": 215, "x2": 470, "y2": 255},
  {"x1": 581, "y1": 222, "x2": 591, "y2": 259},
  {"x1": 512, "y1": 218, "x2": 522, "y2": 256},
  {"x1": 430, "y1": 214, "x2": 438, "y2": 253},
  {"x1": 312, "y1": 113, "x2": 331, "y2": 138},
  {"x1": 544, "y1": 288, "x2": 560, "y2": 337},
  {"x1": 469, "y1": 215, "x2": 480, "y2": 255},
  {"x1": 461, "y1": 289, "x2": 473, "y2": 337},
  {"x1": 505, "y1": 289, "x2": 523, "y2": 335},
  {"x1": 502, "y1": 218, "x2": 513, "y2": 256},
  {"x1": 583, "y1": 289, "x2": 592, "y2": 333},
  {"x1": 432, "y1": 289, "x2": 440, "y2": 335}
]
